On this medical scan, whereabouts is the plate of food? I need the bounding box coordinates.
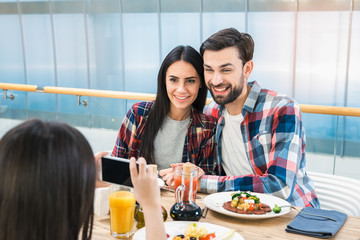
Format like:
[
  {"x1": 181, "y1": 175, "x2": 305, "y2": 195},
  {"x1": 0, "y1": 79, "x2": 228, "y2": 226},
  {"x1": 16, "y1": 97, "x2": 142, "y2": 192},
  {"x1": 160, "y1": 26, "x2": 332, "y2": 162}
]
[
  {"x1": 133, "y1": 221, "x2": 244, "y2": 240},
  {"x1": 203, "y1": 191, "x2": 291, "y2": 219}
]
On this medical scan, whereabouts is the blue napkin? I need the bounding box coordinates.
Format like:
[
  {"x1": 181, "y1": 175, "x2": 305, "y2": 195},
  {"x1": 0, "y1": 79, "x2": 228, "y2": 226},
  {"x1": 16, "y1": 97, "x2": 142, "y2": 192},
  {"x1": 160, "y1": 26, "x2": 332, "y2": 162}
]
[{"x1": 286, "y1": 207, "x2": 347, "y2": 238}]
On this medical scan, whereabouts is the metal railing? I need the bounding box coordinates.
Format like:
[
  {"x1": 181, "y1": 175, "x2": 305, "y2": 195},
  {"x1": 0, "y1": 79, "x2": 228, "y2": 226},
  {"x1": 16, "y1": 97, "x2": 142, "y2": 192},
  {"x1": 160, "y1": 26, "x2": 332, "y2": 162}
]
[{"x1": 1, "y1": 82, "x2": 360, "y2": 117}]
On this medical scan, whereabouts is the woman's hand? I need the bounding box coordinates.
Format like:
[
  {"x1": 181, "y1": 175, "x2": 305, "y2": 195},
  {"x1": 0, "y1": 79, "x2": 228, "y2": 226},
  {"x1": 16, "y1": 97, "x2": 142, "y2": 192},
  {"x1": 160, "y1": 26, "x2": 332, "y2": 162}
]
[
  {"x1": 129, "y1": 157, "x2": 160, "y2": 209},
  {"x1": 129, "y1": 157, "x2": 166, "y2": 240},
  {"x1": 94, "y1": 151, "x2": 110, "y2": 188}
]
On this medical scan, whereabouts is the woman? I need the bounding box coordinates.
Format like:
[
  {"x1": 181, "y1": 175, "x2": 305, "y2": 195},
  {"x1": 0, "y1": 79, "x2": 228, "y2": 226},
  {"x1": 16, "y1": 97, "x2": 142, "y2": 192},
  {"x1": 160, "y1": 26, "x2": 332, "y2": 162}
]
[
  {"x1": 0, "y1": 119, "x2": 166, "y2": 240},
  {"x1": 112, "y1": 46, "x2": 217, "y2": 184}
]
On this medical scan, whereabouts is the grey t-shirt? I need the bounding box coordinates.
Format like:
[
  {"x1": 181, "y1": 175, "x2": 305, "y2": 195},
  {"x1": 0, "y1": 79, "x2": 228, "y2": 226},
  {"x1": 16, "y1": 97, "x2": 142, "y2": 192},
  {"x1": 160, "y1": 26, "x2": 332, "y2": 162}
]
[{"x1": 154, "y1": 116, "x2": 190, "y2": 170}]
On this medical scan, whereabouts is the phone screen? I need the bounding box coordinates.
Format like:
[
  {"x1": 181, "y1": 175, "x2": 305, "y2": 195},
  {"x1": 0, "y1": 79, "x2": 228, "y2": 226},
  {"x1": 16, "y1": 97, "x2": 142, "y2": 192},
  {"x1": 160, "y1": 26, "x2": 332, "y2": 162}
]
[{"x1": 101, "y1": 156, "x2": 133, "y2": 187}]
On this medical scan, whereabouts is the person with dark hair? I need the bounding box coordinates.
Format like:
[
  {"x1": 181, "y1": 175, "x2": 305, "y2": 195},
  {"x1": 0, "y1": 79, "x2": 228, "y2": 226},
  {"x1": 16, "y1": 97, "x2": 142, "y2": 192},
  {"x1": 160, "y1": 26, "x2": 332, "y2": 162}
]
[
  {"x1": 199, "y1": 28, "x2": 320, "y2": 208},
  {"x1": 112, "y1": 45, "x2": 217, "y2": 185},
  {"x1": 0, "y1": 119, "x2": 166, "y2": 240}
]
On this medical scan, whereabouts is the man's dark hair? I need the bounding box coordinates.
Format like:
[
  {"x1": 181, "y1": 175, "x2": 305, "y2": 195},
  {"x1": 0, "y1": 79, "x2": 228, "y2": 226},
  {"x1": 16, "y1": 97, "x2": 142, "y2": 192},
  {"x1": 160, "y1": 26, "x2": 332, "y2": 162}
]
[{"x1": 200, "y1": 27, "x2": 254, "y2": 66}]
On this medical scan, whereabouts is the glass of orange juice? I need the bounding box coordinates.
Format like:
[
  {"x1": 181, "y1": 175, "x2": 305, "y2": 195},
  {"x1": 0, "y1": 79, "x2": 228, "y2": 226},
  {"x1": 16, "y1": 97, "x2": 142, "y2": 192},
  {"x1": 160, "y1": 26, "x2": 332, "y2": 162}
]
[{"x1": 108, "y1": 185, "x2": 136, "y2": 238}]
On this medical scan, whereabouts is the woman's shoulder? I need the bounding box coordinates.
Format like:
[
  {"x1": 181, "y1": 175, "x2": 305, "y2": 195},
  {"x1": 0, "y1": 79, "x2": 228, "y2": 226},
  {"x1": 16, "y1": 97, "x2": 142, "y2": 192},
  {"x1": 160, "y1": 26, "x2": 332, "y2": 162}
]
[{"x1": 129, "y1": 101, "x2": 154, "y2": 116}]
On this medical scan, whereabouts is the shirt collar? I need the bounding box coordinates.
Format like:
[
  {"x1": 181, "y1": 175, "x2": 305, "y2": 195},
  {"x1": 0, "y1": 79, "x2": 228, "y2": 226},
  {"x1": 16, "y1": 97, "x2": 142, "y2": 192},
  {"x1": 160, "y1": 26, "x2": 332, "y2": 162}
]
[{"x1": 243, "y1": 81, "x2": 261, "y2": 113}]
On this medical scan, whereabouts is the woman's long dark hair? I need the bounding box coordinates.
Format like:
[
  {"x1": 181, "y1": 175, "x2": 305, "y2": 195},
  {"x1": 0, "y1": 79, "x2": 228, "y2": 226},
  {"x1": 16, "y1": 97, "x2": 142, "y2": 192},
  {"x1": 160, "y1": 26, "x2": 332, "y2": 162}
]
[
  {"x1": 0, "y1": 119, "x2": 95, "y2": 240},
  {"x1": 140, "y1": 45, "x2": 207, "y2": 164}
]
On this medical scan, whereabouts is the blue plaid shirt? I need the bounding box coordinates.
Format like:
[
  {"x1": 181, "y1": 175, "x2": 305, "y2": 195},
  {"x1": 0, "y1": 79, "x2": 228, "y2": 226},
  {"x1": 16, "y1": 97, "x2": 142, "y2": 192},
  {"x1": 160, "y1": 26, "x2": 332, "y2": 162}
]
[{"x1": 202, "y1": 81, "x2": 320, "y2": 208}]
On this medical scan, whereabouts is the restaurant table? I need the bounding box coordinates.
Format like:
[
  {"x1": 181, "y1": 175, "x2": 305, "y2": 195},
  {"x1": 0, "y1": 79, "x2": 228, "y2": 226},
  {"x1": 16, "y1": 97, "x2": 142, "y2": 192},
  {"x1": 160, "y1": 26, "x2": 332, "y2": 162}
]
[{"x1": 92, "y1": 190, "x2": 360, "y2": 240}]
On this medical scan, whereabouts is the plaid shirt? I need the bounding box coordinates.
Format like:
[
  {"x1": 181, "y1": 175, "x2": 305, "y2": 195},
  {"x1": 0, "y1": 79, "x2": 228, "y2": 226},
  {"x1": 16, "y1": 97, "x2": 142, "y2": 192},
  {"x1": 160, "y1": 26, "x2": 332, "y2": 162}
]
[
  {"x1": 202, "y1": 81, "x2": 320, "y2": 208},
  {"x1": 112, "y1": 101, "x2": 217, "y2": 173}
]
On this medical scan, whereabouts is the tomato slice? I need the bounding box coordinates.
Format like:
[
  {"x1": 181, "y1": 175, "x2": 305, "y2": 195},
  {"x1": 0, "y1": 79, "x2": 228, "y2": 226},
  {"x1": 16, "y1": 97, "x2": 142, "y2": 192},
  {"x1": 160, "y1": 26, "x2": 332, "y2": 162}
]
[
  {"x1": 249, "y1": 203, "x2": 254, "y2": 211},
  {"x1": 199, "y1": 232, "x2": 216, "y2": 240}
]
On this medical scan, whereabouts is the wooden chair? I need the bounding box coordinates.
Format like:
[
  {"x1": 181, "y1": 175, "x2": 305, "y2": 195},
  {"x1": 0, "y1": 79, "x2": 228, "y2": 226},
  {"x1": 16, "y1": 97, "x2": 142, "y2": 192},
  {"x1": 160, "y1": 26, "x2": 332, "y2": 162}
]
[{"x1": 307, "y1": 171, "x2": 360, "y2": 216}]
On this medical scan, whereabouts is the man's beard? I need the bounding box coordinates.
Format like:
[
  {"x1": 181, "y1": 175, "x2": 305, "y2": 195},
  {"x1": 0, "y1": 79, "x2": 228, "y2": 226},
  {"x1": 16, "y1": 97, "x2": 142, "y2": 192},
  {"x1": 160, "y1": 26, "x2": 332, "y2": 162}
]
[{"x1": 209, "y1": 76, "x2": 244, "y2": 106}]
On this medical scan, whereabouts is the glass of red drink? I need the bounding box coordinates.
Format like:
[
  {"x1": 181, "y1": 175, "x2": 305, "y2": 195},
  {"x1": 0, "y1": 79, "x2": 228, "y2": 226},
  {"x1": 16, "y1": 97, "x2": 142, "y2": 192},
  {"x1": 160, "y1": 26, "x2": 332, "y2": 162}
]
[{"x1": 173, "y1": 163, "x2": 198, "y2": 203}]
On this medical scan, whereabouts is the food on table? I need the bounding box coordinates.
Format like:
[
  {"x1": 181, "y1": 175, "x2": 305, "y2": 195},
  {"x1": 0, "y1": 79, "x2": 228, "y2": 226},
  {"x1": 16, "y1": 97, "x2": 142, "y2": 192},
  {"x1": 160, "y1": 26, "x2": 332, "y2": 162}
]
[
  {"x1": 222, "y1": 191, "x2": 272, "y2": 215},
  {"x1": 185, "y1": 223, "x2": 208, "y2": 238},
  {"x1": 272, "y1": 204, "x2": 282, "y2": 213},
  {"x1": 172, "y1": 223, "x2": 216, "y2": 240}
]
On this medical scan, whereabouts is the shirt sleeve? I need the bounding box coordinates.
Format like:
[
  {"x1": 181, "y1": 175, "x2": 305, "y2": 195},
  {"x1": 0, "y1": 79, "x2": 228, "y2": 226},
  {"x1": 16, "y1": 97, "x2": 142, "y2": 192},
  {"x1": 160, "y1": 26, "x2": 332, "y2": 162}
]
[
  {"x1": 112, "y1": 106, "x2": 138, "y2": 158},
  {"x1": 200, "y1": 101, "x2": 304, "y2": 202}
]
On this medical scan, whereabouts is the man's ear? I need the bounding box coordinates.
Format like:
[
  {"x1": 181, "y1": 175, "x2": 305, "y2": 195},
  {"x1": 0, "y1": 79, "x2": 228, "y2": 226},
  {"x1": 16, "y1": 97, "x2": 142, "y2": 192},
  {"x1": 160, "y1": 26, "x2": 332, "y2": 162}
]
[{"x1": 243, "y1": 60, "x2": 253, "y2": 79}]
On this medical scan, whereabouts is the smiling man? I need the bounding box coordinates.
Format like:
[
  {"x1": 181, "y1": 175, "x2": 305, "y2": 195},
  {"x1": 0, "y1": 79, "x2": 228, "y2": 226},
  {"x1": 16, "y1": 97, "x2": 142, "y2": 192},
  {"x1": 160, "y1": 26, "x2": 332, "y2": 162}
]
[{"x1": 199, "y1": 28, "x2": 320, "y2": 208}]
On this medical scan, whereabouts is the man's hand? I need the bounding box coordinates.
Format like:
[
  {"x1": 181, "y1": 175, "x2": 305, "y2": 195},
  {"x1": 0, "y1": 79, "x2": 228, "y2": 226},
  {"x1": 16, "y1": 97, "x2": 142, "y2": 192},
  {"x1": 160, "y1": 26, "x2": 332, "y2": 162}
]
[{"x1": 159, "y1": 163, "x2": 205, "y2": 190}]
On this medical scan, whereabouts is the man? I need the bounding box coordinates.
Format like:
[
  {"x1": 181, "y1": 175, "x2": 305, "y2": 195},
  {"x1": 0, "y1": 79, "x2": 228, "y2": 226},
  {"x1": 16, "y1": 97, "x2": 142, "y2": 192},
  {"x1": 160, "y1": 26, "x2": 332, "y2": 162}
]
[{"x1": 199, "y1": 28, "x2": 319, "y2": 208}]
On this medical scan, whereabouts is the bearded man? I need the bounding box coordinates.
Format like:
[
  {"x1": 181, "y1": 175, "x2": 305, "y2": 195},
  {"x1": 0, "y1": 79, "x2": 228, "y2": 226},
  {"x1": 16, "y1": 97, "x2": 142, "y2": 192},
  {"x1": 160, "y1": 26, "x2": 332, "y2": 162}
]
[{"x1": 199, "y1": 28, "x2": 319, "y2": 208}]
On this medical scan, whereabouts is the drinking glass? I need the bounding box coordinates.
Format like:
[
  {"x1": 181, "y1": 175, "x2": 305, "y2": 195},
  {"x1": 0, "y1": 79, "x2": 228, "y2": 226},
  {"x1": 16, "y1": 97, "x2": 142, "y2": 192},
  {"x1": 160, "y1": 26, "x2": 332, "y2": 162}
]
[
  {"x1": 108, "y1": 184, "x2": 136, "y2": 239},
  {"x1": 173, "y1": 164, "x2": 198, "y2": 203}
]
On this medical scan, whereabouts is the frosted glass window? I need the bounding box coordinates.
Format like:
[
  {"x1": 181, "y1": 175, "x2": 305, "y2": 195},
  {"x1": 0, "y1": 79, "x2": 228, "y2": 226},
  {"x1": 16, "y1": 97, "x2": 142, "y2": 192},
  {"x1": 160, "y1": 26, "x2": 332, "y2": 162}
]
[
  {"x1": 248, "y1": 12, "x2": 295, "y2": 96},
  {"x1": 202, "y1": 12, "x2": 246, "y2": 42},
  {"x1": 22, "y1": 14, "x2": 56, "y2": 113},
  {"x1": 0, "y1": 15, "x2": 27, "y2": 115},
  {"x1": 161, "y1": 13, "x2": 201, "y2": 57},
  {"x1": 122, "y1": 13, "x2": 159, "y2": 95},
  {"x1": 294, "y1": 12, "x2": 349, "y2": 106}
]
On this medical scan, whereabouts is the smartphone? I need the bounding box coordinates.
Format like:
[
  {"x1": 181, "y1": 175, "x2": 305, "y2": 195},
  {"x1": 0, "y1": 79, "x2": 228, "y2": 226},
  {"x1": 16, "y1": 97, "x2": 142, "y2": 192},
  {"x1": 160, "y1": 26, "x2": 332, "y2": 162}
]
[{"x1": 101, "y1": 155, "x2": 133, "y2": 187}]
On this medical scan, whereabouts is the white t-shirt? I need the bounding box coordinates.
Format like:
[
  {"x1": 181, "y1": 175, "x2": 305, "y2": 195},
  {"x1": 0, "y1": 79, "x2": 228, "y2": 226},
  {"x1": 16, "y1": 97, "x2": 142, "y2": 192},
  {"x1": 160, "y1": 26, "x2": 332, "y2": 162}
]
[{"x1": 221, "y1": 109, "x2": 253, "y2": 176}]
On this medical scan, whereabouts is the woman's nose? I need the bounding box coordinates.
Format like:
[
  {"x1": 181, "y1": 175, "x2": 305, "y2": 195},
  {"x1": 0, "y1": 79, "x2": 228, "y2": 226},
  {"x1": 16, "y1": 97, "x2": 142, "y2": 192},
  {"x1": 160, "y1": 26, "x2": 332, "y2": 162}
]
[{"x1": 176, "y1": 82, "x2": 187, "y2": 93}]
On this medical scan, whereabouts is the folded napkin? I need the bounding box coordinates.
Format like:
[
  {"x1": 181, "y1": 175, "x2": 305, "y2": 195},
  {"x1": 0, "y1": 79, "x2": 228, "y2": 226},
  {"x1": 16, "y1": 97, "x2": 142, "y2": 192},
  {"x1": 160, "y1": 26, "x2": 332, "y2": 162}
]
[
  {"x1": 93, "y1": 187, "x2": 109, "y2": 217},
  {"x1": 286, "y1": 207, "x2": 347, "y2": 238}
]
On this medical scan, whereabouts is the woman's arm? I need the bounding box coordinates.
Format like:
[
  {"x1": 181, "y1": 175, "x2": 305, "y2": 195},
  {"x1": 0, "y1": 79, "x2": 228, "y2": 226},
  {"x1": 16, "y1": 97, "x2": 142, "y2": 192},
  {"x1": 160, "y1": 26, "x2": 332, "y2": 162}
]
[{"x1": 130, "y1": 157, "x2": 166, "y2": 240}]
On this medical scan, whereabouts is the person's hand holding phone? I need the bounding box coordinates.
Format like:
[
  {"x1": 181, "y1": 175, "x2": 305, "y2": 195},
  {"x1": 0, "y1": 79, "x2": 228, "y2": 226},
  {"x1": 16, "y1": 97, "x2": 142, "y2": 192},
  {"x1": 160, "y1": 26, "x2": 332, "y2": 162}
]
[
  {"x1": 129, "y1": 157, "x2": 160, "y2": 208},
  {"x1": 129, "y1": 157, "x2": 166, "y2": 240},
  {"x1": 94, "y1": 151, "x2": 110, "y2": 188}
]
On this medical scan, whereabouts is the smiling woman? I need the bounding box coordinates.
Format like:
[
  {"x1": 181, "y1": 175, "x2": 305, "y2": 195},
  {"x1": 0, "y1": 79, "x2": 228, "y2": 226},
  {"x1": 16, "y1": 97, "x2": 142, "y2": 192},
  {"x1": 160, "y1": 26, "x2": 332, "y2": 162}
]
[
  {"x1": 166, "y1": 60, "x2": 201, "y2": 120},
  {"x1": 111, "y1": 45, "x2": 217, "y2": 181}
]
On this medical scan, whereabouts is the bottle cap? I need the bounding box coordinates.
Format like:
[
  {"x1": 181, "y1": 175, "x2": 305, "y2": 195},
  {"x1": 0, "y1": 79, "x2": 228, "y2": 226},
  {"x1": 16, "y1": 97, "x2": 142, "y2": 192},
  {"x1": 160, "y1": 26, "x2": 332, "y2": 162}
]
[
  {"x1": 148, "y1": 164, "x2": 158, "y2": 173},
  {"x1": 183, "y1": 162, "x2": 194, "y2": 173}
]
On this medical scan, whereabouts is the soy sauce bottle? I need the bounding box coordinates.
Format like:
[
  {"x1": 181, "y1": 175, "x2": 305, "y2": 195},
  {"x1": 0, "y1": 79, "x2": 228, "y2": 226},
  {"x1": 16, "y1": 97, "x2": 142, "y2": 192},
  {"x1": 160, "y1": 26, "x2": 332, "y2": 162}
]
[{"x1": 170, "y1": 163, "x2": 201, "y2": 221}]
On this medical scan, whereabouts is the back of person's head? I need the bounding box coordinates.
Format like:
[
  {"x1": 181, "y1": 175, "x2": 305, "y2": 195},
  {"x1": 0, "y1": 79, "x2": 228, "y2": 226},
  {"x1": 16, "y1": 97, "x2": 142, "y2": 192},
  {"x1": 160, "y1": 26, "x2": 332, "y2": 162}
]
[
  {"x1": 157, "y1": 45, "x2": 206, "y2": 112},
  {"x1": 0, "y1": 119, "x2": 95, "y2": 240},
  {"x1": 200, "y1": 27, "x2": 254, "y2": 66}
]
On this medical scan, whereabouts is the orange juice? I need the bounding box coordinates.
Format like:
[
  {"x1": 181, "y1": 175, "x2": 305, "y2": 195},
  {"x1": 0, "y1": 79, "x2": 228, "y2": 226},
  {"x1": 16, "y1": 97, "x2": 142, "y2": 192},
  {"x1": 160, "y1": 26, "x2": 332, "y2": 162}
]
[{"x1": 109, "y1": 191, "x2": 136, "y2": 235}]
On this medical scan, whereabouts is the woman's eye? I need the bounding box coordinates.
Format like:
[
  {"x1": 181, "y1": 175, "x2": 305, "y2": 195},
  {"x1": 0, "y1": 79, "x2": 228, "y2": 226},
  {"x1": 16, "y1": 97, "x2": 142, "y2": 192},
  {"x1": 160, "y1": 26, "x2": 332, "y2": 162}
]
[{"x1": 169, "y1": 78, "x2": 177, "y2": 82}]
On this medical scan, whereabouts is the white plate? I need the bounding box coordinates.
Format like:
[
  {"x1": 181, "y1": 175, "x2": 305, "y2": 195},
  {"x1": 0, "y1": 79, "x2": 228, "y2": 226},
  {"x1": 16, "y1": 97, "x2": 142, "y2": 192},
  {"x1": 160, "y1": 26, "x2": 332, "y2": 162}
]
[
  {"x1": 204, "y1": 191, "x2": 291, "y2": 220},
  {"x1": 158, "y1": 178, "x2": 165, "y2": 187},
  {"x1": 133, "y1": 221, "x2": 244, "y2": 240}
]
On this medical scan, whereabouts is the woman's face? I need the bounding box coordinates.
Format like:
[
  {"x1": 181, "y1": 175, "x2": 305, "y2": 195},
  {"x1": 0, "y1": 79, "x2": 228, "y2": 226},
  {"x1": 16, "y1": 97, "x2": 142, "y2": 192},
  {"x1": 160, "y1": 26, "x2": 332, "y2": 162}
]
[{"x1": 165, "y1": 60, "x2": 201, "y2": 119}]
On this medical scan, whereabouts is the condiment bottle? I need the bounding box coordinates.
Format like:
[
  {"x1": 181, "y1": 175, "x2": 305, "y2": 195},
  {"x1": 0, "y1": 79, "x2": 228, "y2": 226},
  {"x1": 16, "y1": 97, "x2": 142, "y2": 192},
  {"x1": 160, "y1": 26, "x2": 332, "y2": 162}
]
[{"x1": 170, "y1": 162, "x2": 202, "y2": 221}]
